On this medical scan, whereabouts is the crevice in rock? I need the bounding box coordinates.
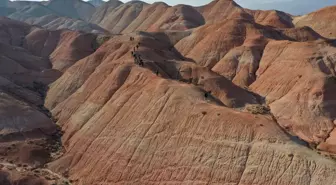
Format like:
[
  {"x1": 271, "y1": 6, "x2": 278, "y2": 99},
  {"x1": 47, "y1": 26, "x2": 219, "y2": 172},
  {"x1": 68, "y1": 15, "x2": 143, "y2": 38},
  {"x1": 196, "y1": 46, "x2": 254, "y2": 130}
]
[{"x1": 269, "y1": 111, "x2": 310, "y2": 148}]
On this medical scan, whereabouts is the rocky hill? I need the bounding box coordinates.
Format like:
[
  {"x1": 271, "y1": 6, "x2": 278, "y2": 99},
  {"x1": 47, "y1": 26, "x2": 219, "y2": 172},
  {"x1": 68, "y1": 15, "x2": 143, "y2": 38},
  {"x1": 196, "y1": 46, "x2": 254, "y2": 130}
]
[
  {"x1": 0, "y1": 0, "x2": 336, "y2": 185},
  {"x1": 294, "y1": 6, "x2": 336, "y2": 39},
  {"x1": 92, "y1": 1, "x2": 205, "y2": 34},
  {"x1": 5, "y1": 0, "x2": 106, "y2": 33}
]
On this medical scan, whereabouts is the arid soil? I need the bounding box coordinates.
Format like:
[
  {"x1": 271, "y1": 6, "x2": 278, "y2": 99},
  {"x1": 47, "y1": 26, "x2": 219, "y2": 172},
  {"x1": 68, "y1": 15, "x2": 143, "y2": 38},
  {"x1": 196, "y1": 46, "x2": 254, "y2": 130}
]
[{"x1": 0, "y1": 0, "x2": 336, "y2": 185}]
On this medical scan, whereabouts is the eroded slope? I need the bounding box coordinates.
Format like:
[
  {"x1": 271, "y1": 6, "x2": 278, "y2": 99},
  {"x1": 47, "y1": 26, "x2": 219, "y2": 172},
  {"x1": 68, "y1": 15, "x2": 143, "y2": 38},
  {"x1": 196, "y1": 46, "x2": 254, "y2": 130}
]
[
  {"x1": 0, "y1": 18, "x2": 99, "y2": 185},
  {"x1": 96, "y1": 1, "x2": 205, "y2": 34},
  {"x1": 294, "y1": 6, "x2": 336, "y2": 39},
  {"x1": 44, "y1": 32, "x2": 336, "y2": 185}
]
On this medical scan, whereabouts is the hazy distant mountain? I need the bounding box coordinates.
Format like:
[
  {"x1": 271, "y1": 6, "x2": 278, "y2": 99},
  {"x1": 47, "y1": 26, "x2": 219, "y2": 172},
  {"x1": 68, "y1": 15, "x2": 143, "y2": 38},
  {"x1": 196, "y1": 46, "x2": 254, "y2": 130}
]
[
  {"x1": 88, "y1": 0, "x2": 104, "y2": 7},
  {"x1": 7, "y1": 0, "x2": 107, "y2": 33},
  {"x1": 45, "y1": 0, "x2": 95, "y2": 20},
  {"x1": 90, "y1": 0, "x2": 123, "y2": 23},
  {"x1": 0, "y1": 0, "x2": 8, "y2": 7}
]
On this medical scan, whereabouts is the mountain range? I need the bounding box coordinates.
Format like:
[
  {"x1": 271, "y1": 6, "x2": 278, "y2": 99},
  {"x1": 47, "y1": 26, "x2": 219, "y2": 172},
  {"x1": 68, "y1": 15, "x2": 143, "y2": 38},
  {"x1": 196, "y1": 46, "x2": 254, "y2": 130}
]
[{"x1": 0, "y1": 0, "x2": 336, "y2": 185}]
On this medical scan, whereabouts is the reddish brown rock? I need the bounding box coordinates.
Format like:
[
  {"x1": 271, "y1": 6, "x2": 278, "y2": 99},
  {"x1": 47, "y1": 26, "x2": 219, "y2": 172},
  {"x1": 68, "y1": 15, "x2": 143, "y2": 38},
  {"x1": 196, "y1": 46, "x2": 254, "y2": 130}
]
[
  {"x1": 250, "y1": 40, "x2": 336, "y2": 152},
  {"x1": 175, "y1": 18, "x2": 321, "y2": 72},
  {"x1": 245, "y1": 9, "x2": 294, "y2": 28},
  {"x1": 198, "y1": 0, "x2": 294, "y2": 28},
  {"x1": 1, "y1": 1, "x2": 336, "y2": 185},
  {"x1": 25, "y1": 28, "x2": 97, "y2": 72},
  {"x1": 197, "y1": 0, "x2": 251, "y2": 24},
  {"x1": 0, "y1": 18, "x2": 96, "y2": 167},
  {"x1": 294, "y1": 6, "x2": 336, "y2": 39},
  {"x1": 212, "y1": 45, "x2": 263, "y2": 87},
  {"x1": 43, "y1": 33, "x2": 336, "y2": 185},
  {"x1": 96, "y1": 1, "x2": 204, "y2": 34}
]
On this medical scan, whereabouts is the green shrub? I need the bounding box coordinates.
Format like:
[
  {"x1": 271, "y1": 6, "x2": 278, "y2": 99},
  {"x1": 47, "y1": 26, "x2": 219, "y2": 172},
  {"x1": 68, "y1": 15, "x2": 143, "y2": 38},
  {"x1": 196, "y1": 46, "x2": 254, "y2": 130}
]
[
  {"x1": 246, "y1": 104, "x2": 270, "y2": 115},
  {"x1": 93, "y1": 35, "x2": 110, "y2": 50}
]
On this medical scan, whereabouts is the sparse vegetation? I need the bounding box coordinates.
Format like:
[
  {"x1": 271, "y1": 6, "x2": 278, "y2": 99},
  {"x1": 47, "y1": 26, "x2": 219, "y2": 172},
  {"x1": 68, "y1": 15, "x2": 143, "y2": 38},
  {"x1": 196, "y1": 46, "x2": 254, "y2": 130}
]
[
  {"x1": 204, "y1": 91, "x2": 212, "y2": 99},
  {"x1": 92, "y1": 35, "x2": 110, "y2": 51},
  {"x1": 268, "y1": 138, "x2": 276, "y2": 143},
  {"x1": 309, "y1": 143, "x2": 317, "y2": 149},
  {"x1": 314, "y1": 149, "x2": 336, "y2": 162},
  {"x1": 246, "y1": 104, "x2": 270, "y2": 115},
  {"x1": 192, "y1": 78, "x2": 198, "y2": 85},
  {"x1": 202, "y1": 111, "x2": 207, "y2": 115}
]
